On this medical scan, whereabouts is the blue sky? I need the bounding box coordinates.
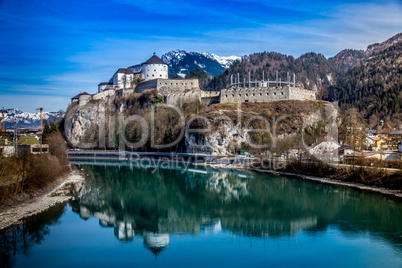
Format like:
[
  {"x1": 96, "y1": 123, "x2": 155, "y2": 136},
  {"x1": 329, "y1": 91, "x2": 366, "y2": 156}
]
[{"x1": 0, "y1": 0, "x2": 401, "y2": 112}]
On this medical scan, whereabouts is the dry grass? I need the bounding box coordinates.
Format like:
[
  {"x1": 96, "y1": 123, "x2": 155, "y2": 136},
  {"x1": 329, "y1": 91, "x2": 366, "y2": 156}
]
[
  {"x1": 0, "y1": 132, "x2": 70, "y2": 206},
  {"x1": 277, "y1": 159, "x2": 402, "y2": 190}
]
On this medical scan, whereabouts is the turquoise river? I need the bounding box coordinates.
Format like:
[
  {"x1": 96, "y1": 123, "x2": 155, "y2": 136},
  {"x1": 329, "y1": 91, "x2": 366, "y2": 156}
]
[{"x1": 1, "y1": 159, "x2": 401, "y2": 267}]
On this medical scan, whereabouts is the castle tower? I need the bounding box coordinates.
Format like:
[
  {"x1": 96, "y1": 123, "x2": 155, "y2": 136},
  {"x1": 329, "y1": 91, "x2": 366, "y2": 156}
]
[{"x1": 141, "y1": 52, "x2": 168, "y2": 81}]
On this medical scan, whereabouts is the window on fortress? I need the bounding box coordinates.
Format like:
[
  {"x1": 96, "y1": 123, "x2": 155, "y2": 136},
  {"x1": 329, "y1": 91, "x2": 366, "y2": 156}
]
[
  {"x1": 246, "y1": 94, "x2": 248, "y2": 97},
  {"x1": 253, "y1": 93, "x2": 255, "y2": 96},
  {"x1": 259, "y1": 93, "x2": 262, "y2": 96},
  {"x1": 152, "y1": 74, "x2": 154, "y2": 77},
  {"x1": 160, "y1": 75, "x2": 162, "y2": 77},
  {"x1": 281, "y1": 92, "x2": 283, "y2": 95},
  {"x1": 239, "y1": 94, "x2": 241, "y2": 97},
  {"x1": 154, "y1": 69, "x2": 156, "y2": 71},
  {"x1": 232, "y1": 94, "x2": 234, "y2": 97},
  {"x1": 226, "y1": 95, "x2": 228, "y2": 97}
]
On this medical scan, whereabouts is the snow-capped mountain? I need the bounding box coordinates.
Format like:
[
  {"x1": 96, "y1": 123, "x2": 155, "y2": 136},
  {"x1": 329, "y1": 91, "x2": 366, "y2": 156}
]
[
  {"x1": 202, "y1": 52, "x2": 240, "y2": 69},
  {"x1": 161, "y1": 50, "x2": 240, "y2": 78},
  {"x1": 1, "y1": 108, "x2": 64, "y2": 129}
]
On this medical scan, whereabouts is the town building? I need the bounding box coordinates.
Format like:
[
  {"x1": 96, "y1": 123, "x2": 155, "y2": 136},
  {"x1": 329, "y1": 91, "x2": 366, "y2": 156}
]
[
  {"x1": 17, "y1": 144, "x2": 49, "y2": 156},
  {"x1": 309, "y1": 137, "x2": 341, "y2": 162}
]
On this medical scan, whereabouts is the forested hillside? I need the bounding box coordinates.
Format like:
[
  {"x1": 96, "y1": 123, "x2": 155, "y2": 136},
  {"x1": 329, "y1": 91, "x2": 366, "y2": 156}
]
[{"x1": 207, "y1": 33, "x2": 402, "y2": 124}]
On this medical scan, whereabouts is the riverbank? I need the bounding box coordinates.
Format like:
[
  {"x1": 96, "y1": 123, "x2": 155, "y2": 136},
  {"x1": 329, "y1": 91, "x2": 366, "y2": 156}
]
[
  {"x1": 245, "y1": 167, "x2": 402, "y2": 199},
  {"x1": 0, "y1": 171, "x2": 85, "y2": 230},
  {"x1": 205, "y1": 161, "x2": 402, "y2": 199},
  {"x1": 67, "y1": 150, "x2": 402, "y2": 199}
]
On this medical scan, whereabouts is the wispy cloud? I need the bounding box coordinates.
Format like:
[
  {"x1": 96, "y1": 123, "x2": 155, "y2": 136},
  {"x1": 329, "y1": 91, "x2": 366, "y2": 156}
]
[
  {"x1": 202, "y1": 2, "x2": 402, "y2": 57},
  {"x1": 1, "y1": 94, "x2": 71, "y2": 113},
  {"x1": 0, "y1": 0, "x2": 401, "y2": 112}
]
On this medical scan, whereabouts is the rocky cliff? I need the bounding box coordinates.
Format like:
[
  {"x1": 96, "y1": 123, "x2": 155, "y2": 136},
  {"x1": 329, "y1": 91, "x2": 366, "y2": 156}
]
[
  {"x1": 185, "y1": 100, "x2": 337, "y2": 155},
  {"x1": 64, "y1": 95, "x2": 335, "y2": 154}
]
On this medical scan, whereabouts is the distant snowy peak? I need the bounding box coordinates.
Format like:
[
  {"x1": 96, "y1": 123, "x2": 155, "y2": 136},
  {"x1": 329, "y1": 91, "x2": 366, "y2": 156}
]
[
  {"x1": 161, "y1": 50, "x2": 240, "y2": 77},
  {"x1": 202, "y1": 52, "x2": 240, "y2": 69},
  {"x1": 2, "y1": 108, "x2": 63, "y2": 129},
  {"x1": 161, "y1": 49, "x2": 189, "y2": 65}
]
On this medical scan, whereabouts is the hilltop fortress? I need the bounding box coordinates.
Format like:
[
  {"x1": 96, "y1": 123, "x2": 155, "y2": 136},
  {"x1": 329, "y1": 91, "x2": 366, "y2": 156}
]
[{"x1": 71, "y1": 53, "x2": 316, "y2": 107}]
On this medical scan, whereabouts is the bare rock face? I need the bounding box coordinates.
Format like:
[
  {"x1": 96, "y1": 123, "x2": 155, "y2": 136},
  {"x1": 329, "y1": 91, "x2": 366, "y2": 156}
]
[
  {"x1": 186, "y1": 123, "x2": 248, "y2": 155},
  {"x1": 64, "y1": 100, "x2": 115, "y2": 148},
  {"x1": 185, "y1": 101, "x2": 338, "y2": 155}
]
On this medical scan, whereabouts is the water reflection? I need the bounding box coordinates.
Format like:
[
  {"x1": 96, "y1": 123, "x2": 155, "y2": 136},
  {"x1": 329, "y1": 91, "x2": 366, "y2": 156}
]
[
  {"x1": 0, "y1": 204, "x2": 66, "y2": 268},
  {"x1": 70, "y1": 160, "x2": 402, "y2": 255}
]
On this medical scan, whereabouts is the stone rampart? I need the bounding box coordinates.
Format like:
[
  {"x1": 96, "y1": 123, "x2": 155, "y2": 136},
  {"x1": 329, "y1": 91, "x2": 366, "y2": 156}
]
[
  {"x1": 135, "y1": 79, "x2": 200, "y2": 94},
  {"x1": 220, "y1": 86, "x2": 315, "y2": 103},
  {"x1": 165, "y1": 90, "x2": 202, "y2": 107}
]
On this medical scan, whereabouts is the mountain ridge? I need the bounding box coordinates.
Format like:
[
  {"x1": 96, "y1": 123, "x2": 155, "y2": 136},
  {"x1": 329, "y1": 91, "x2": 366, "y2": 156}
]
[
  {"x1": 206, "y1": 32, "x2": 402, "y2": 124},
  {"x1": 161, "y1": 49, "x2": 240, "y2": 78},
  {"x1": 2, "y1": 109, "x2": 63, "y2": 130}
]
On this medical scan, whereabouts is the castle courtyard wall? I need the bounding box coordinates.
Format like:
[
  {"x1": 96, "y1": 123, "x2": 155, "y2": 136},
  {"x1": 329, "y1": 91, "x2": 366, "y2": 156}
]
[{"x1": 220, "y1": 86, "x2": 315, "y2": 103}]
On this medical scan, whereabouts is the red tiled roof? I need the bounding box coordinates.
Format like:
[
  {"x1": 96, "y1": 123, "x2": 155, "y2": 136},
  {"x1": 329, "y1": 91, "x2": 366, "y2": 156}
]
[
  {"x1": 116, "y1": 68, "x2": 134, "y2": 74},
  {"x1": 141, "y1": 53, "x2": 167, "y2": 66},
  {"x1": 98, "y1": 82, "x2": 113, "y2": 86},
  {"x1": 72, "y1": 92, "x2": 90, "y2": 99}
]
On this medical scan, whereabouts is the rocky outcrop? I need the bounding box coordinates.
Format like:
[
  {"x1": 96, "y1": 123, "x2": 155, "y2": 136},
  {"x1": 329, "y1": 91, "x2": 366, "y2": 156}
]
[{"x1": 185, "y1": 100, "x2": 337, "y2": 155}]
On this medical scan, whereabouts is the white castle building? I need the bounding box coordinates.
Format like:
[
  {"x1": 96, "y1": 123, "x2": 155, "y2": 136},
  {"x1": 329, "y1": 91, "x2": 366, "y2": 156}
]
[
  {"x1": 98, "y1": 53, "x2": 168, "y2": 93},
  {"x1": 74, "y1": 53, "x2": 316, "y2": 108},
  {"x1": 141, "y1": 52, "x2": 168, "y2": 80}
]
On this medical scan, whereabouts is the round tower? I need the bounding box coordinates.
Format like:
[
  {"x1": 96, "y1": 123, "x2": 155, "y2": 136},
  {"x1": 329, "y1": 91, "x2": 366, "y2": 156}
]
[{"x1": 141, "y1": 52, "x2": 168, "y2": 81}]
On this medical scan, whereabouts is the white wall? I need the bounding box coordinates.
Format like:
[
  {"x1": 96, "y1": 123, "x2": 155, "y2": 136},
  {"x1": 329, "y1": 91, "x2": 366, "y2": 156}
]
[
  {"x1": 113, "y1": 73, "x2": 134, "y2": 89},
  {"x1": 142, "y1": 63, "x2": 168, "y2": 81}
]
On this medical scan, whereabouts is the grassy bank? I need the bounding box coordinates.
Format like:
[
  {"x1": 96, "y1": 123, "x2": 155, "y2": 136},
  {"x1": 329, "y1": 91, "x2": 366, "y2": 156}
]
[
  {"x1": 0, "y1": 132, "x2": 70, "y2": 207},
  {"x1": 254, "y1": 158, "x2": 402, "y2": 191}
]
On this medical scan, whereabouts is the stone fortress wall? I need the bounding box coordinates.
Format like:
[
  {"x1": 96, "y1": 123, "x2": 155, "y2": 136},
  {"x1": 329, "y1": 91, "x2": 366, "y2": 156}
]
[
  {"x1": 165, "y1": 90, "x2": 220, "y2": 107},
  {"x1": 220, "y1": 86, "x2": 316, "y2": 103},
  {"x1": 74, "y1": 69, "x2": 315, "y2": 108},
  {"x1": 135, "y1": 78, "x2": 200, "y2": 94}
]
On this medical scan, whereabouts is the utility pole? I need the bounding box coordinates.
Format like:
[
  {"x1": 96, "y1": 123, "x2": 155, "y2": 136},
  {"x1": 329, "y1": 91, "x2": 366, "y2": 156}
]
[
  {"x1": 276, "y1": 71, "x2": 279, "y2": 86},
  {"x1": 36, "y1": 107, "x2": 44, "y2": 131},
  {"x1": 14, "y1": 120, "x2": 17, "y2": 156}
]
